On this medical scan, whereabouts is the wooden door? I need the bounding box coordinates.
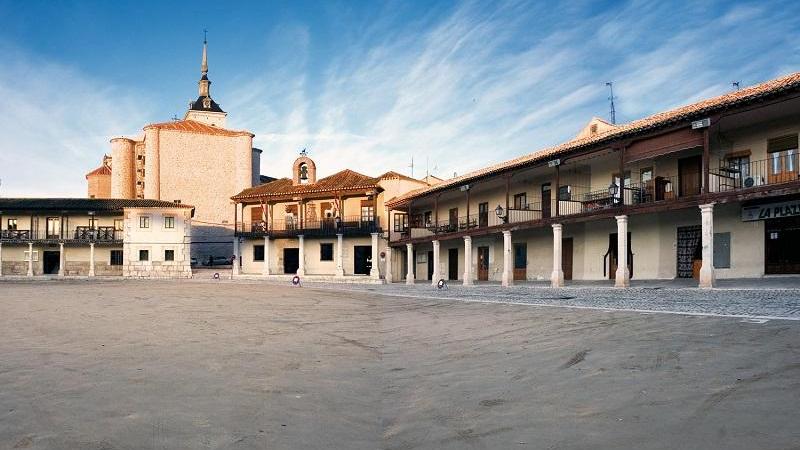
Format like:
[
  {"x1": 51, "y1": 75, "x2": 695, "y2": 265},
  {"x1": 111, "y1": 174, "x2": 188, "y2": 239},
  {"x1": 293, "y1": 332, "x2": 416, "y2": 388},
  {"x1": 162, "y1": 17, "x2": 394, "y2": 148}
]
[
  {"x1": 562, "y1": 237, "x2": 573, "y2": 281},
  {"x1": 283, "y1": 248, "x2": 299, "y2": 274},
  {"x1": 353, "y1": 246, "x2": 371, "y2": 275},
  {"x1": 678, "y1": 155, "x2": 702, "y2": 197},
  {"x1": 477, "y1": 246, "x2": 489, "y2": 281},
  {"x1": 541, "y1": 183, "x2": 551, "y2": 219},
  {"x1": 448, "y1": 248, "x2": 459, "y2": 280},
  {"x1": 765, "y1": 217, "x2": 800, "y2": 274},
  {"x1": 448, "y1": 208, "x2": 458, "y2": 232},
  {"x1": 478, "y1": 202, "x2": 489, "y2": 228},
  {"x1": 427, "y1": 251, "x2": 434, "y2": 280},
  {"x1": 513, "y1": 243, "x2": 527, "y2": 280}
]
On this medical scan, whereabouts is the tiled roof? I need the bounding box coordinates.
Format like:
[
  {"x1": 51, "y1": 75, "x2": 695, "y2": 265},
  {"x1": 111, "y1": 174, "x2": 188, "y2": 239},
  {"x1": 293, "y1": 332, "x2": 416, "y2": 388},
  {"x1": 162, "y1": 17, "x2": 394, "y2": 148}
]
[
  {"x1": 233, "y1": 169, "x2": 382, "y2": 200},
  {"x1": 0, "y1": 198, "x2": 194, "y2": 211},
  {"x1": 85, "y1": 164, "x2": 111, "y2": 178},
  {"x1": 386, "y1": 71, "x2": 800, "y2": 207},
  {"x1": 377, "y1": 171, "x2": 421, "y2": 182},
  {"x1": 144, "y1": 120, "x2": 253, "y2": 137}
]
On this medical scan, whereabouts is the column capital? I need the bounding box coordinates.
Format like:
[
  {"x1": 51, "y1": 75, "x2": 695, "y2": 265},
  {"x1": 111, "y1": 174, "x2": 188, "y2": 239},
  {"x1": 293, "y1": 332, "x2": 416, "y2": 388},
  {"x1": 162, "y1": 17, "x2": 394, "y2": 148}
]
[
  {"x1": 463, "y1": 235, "x2": 472, "y2": 242},
  {"x1": 614, "y1": 215, "x2": 628, "y2": 223},
  {"x1": 699, "y1": 203, "x2": 715, "y2": 212},
  {"x1": 502, "y1": 230, "x2": 511, "y2": 237},
  {"x1": 551, "y1": 223, "x2": 562, "y2": 230},
  {"x1": 406, "y1": 242, "x2": 413, "y2": 249}
]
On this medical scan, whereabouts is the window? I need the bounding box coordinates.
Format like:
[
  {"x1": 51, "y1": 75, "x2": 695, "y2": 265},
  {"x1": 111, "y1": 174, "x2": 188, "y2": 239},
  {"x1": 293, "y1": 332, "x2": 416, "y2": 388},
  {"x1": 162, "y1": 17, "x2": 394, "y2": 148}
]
[
  {"x1": 110, "y1": 250, "x2": 123, "y2": 266},
  {"x1": 253, "y1": 245, "x2": 265, "y2": 261},
  {"x1": 164, "y1": 216, "x2": 175, "y2": 229},
  {"x1": 320, "y1": 243, "x2": 334, "y2": 261},
  {"x1": 767, "y1": 134, "x2": 799, "y2": 182},
  {"x1": 513, "y1": 193, "x2": 527, "y2": 209},
  {"x1": 713, "y1": 232, "x2": 731, "y2": 269},
  {"x1": 114, "y1": 219, "x2": 124, "y2": 231},
  {"x1": 558, "y1": 185, "x2": 571, "y2": 201},
  {"x1": 139, "y1": 250, "x2": 149, "y2": 261},
  {"x1": 393, "y1": 213, "x2": 408, "y2": 232},
  {"x1": 640, "y1": 167, "x2": 654, "y2": 183},
  {"x1": 423, "y1": 211, "x2": 433, "y2": 226},
  {"x1": 164, "y1": 250, "x2": 174, "y2": 261},
  {"x1": 7, "y1": 219, "x2": 16, "y2": 230},
  {"x1": 478, "y1": 202, "x2": 489, "y2": 227},
  {"x1": 360, "y1": 202, "x2": 375, "y2": 222},
  {"x1": 139, "y1": 216, "x2": 150, "y2": 228},
  {"x1": 46, "y1": 217, "x2": 60, "y2": 239}
]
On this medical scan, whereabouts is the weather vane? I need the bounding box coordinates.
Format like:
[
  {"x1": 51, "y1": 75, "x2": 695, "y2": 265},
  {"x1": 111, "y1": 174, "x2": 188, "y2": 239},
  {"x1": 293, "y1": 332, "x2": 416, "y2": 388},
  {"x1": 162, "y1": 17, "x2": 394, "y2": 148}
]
[{"x1": 300, "y1": 148, "x2": 308, "y2": 156}]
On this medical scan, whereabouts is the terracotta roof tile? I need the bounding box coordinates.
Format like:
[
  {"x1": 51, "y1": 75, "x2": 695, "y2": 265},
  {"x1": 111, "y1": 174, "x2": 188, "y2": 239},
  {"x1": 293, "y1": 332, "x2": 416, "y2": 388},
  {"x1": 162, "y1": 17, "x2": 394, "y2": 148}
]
[
  {"x1": 387, "y1": 71, "x2": 800, "y2": 207},
  {"x1": 85, "y1": 164, "x2": 111, "y2": 178},
  {"x1": 0, "y1": 198, "x2": 194, "y2": 211},
  {"x1": 233, "y1": 169, "x2": 382, "y2": 200},
  {"x1": 144, "y1": 120, "x2": 254, "y2": 137}
]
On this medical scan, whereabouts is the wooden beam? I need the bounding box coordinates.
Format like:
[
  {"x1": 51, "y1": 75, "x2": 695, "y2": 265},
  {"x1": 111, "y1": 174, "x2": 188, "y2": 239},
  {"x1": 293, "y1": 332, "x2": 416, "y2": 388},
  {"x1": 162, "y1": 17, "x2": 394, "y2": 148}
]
[
  {"x1": 554, "y1": 165, "x2": 560, "y2": 216},
  {"x1": 702, "y1": 128, "x2": 710, "y2": 194},
  {"x1": 505, "y1": 174, "x2": 510, "y2": 221},
  {"x1": 619, "y1": 145, "x2": 625, "y2": 206}
]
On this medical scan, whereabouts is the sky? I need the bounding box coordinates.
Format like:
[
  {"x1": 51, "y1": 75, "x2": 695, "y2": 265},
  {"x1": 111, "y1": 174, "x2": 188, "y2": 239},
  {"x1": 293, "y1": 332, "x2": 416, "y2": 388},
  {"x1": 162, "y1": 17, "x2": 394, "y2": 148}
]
[{"x1": 0, "y1": 0, "x2": 799, "y2": 197}]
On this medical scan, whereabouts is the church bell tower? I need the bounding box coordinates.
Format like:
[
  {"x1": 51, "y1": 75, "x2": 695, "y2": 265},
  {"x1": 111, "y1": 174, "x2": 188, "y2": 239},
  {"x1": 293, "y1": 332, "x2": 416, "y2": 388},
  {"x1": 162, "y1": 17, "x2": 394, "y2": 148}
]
[{"x1": 184, "y1": 33, "x2": 228, "y2": 127}]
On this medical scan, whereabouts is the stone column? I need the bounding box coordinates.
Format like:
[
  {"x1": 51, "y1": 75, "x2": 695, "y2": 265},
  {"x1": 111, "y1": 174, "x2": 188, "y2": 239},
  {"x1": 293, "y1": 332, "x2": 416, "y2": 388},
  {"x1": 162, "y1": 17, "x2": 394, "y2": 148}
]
[
  {"x1": 335, "y1": 233, "x2": 345, "y2": 277},
  {"x1": 431, "y1": 240, "x2": 441, "y2": 285},
  {"x1": 405, "y1": 243, "x2": 414, "y2": 285},
  {"x1": 385, "y1": 246, "x2": 393, "y2": 283},
  {"x1": 615, "y1": 215, "x2": 629, "y2": 288},
  {"x1": 232, "y1": 237, "x2": 240, "y2": 276},
  {"x1": 262, "y1": 236, "x2": 270, "y2": 276},
  {"x1": 551, "y1": 224, "x2": 564, "y2": 288},
  {"x1": 88, "y1": 242, "x2": 96, "y2": 277},
  {"x1": 502, "y1": 231, "x2": 513, "y2": 287},
  {"x1": 27, "y1": 242, "x2": 34, "y2": 277},
  {"x1": 699, "y1": 203, "x2": 715, "y2": 289},
  {"x1": 58, "y1": 242, "x2": 65, "y2": 277},
  {"x1": 462, "y1": 236, "x2": 473, "y2": 286},
  {"x1": 370, "y1": 233, "x2": 380, "y2": 279},
  {"x1": 297, "y1": 235, "x2": 306, "y2": 276}
]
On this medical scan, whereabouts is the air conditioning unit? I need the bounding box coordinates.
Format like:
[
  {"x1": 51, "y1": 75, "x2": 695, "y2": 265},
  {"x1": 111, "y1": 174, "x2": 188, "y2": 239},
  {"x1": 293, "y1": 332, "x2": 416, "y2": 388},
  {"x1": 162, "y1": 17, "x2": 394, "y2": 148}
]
[{"x1": 743, "y1": 176, "x2": 764, "y2": 188}]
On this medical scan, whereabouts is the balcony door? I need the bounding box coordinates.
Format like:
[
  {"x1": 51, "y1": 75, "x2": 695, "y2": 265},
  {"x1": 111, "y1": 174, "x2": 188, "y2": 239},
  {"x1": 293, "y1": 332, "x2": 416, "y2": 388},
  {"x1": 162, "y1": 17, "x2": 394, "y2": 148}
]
[
  {"x1": 448, "y1": 208, "x2": 458, "y2": 232},
  {"x1": 767, "y1": 135, "x2": 798, "y2": 184},
  {"x1": 448, "y1": 248, "x2": 459, "y2": 280},
  {"x1": 46, "y1": 217, "x2": 60, "y2": 239},
  {"x1": 678, "y1": 155, "x2": 702, "y2": 197},
  {"x1": 541, "y1": 184, "x2": 551, "y2": 218},
  {"x1": 478, "y1": 202, "x2": 489, "y2": 228},
  {"x1": 513, "y1": 243, "x2": 527, "y2": 280}
]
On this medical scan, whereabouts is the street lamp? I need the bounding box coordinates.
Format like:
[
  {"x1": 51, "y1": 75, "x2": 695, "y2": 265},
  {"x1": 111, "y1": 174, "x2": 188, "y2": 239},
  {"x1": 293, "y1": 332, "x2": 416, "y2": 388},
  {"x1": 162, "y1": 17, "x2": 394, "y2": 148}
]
[
  {"x1": 608, "y1": 182, "x2": 618, "y2": 197},
  {"x1": 495, "y1": 205, "x2": 507, "y2": 223}
]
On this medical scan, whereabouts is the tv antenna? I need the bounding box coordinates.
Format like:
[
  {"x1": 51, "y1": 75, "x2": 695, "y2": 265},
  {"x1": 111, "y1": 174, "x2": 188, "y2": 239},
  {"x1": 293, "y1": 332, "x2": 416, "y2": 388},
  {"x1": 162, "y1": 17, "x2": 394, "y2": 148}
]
[
  {"x1": 409, "y1": 155, "x2": 414, "y2": 178},
  {"x1": 605, "y1": 82, "x2": 616, "y2": 124}
]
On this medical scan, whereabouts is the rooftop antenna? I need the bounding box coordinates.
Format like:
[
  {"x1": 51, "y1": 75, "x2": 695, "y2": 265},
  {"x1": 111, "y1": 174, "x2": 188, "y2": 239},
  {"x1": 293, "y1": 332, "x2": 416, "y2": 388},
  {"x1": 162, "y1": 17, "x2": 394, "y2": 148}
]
[
  {"x1": 409, "y1": 155, "x2": 414, "y2": 178},
  {"x1": 605, "y1": 82, "x2": 616, "y2": 124},
  {"x1": 171, "y1": 113, "x2": 179, "y2": 121},
  {"x1": 732, "y1": 81, "x2": 740, "y2": 91}
]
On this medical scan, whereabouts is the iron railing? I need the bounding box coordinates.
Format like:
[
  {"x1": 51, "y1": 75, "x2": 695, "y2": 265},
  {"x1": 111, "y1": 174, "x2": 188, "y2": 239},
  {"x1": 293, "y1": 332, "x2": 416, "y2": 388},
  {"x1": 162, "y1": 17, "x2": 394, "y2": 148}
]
[
  {"x1": 0, "y1": 227, "x2": 123, "y2": 242},
  {"x1": 238, "y1": 215, "x2": 380, "y2": 238},
  {"x1": 710, "y1": 154, "x2": 799, "y2": 193}
]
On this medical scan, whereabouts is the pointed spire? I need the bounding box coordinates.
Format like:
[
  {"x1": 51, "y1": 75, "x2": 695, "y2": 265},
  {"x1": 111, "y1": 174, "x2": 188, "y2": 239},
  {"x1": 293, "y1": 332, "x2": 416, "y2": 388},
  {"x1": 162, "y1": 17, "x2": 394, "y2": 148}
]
[{"x1": 201, "y1": 29, "x2": 208, "y2": 75}]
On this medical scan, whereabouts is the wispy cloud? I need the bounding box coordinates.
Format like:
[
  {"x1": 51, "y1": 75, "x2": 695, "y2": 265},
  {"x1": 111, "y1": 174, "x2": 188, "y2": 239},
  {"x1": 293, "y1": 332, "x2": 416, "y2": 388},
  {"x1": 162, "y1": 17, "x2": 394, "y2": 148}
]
[
  {"x1": 2, "y1": 0, "x2": 799, "y2": 196},
  {"x1": 0, "y1": 43, "x2": 152, "y2": 197}
]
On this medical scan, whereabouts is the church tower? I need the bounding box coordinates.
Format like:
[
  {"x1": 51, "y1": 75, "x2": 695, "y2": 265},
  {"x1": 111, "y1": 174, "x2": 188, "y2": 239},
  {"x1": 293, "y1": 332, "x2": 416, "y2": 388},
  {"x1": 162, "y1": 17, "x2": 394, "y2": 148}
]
[{"x1": 184, "y1": 35, "x2": 228, "y2": 127}]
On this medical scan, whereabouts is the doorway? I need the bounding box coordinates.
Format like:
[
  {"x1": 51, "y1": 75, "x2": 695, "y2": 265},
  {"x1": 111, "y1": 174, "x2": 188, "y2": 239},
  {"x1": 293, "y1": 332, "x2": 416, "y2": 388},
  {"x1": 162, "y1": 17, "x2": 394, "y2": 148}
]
[
  {"x1": 43, "y1": 251, "x2": 60, "y2": 275},
  {"x1": 283, "y1": 248, "x2": 299, "y2": 274},
  {"x1": 448, "y1": 248, "x2": 459, "y2": 280},
  {"x1": 541, "y1": 183, "x2": 552, "y2": 219},
  {"x1": 513, "y1": 243, "x2": 527, "y2": 280},
  {"x1": 427, "y1": 250, "x2": 434, "y2": 280},
  {"x1": 606, "y1": 233, "x2": 633, "y2": 279},
  {"x1": 477, "y1": 246, "x2": 490, "y2": 281},
  {"x1": 353, "y1": 245, "x2": 372, "y2": 275},
  {"x1": 678, "y1": 155, "x2": 702, "y2": 197},
  {"x1": 676, "y1": 226, "x2": 702, "y2": 278},
  {"x1": 765, "y1": 217, "x2": 800, "y2": 274},
  {"x1": 562, "y1": 237, "x2": 573, "y2": 280}
]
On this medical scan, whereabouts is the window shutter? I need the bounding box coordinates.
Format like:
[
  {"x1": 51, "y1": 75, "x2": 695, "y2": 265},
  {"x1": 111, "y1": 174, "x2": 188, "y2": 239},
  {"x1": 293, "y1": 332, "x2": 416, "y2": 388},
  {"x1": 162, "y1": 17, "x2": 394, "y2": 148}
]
[{"x1": 767, "y1": 134, "x2": 798, "y2": 153}]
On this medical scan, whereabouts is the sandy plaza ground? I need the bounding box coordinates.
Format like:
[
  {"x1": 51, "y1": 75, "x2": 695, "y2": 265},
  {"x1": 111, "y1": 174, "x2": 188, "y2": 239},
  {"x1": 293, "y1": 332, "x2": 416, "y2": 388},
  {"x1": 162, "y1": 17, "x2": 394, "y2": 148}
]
[{"x1": 0, "y1": 280, "x2": 799, "y2": 449}]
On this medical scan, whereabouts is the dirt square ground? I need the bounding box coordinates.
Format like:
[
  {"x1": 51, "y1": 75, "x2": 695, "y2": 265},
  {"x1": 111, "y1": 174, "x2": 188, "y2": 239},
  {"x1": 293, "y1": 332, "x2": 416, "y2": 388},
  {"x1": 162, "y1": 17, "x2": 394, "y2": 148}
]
[{"x1": 0, "y1": 280, "x2": 799, "y2": 449}]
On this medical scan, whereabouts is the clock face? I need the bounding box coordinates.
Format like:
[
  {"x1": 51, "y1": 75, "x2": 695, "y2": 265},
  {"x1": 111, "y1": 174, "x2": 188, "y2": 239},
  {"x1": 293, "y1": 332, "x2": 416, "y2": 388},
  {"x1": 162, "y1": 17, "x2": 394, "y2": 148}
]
[{"x1": 202, "y1": 97, "x2": 212, "y2": 108}]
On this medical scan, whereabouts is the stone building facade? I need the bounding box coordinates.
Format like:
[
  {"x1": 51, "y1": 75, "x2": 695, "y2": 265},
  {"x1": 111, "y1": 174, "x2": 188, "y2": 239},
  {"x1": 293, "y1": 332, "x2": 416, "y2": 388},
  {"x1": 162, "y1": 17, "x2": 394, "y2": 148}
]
[
  {"x1": 86, "y1": 39, "x2": 262, "y2": 260},
  {"x1": 0, "y1": 199, "x2": 193, "y2": 279}
]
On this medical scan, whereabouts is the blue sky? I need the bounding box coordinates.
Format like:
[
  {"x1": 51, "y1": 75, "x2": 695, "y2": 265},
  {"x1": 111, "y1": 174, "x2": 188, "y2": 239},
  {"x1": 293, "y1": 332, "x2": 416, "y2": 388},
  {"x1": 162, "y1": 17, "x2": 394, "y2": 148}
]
[{"x1": 1, "y1": 0, "x2": 799, "y2": 196}]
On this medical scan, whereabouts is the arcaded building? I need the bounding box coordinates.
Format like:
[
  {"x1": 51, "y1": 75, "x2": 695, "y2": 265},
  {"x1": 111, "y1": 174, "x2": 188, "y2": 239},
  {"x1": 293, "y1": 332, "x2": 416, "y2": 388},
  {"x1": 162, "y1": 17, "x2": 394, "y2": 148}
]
[
  {"x1": 386, "y1": 73, "x2": 800, "y2": 287},
  {"x1": 85, "y1": 39, "x2": 263, "y2": 259},
  {"x1": 230, "y1": 154, "x2": 432, "y2": 282}
]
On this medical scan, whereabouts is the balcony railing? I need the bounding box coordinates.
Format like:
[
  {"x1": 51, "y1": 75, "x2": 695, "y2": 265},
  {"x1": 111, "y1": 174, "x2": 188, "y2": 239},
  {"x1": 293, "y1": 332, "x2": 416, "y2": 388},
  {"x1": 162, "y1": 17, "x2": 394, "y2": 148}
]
[
  {"x1": 0, "y1": 227, "x2": 123, "y2": 242},
  {"x1": 710, "y1": 155, "x2": 799, "y2": 193},
  {"x1": 237, "y1": 215, "x2": 381, "y2": 238}
]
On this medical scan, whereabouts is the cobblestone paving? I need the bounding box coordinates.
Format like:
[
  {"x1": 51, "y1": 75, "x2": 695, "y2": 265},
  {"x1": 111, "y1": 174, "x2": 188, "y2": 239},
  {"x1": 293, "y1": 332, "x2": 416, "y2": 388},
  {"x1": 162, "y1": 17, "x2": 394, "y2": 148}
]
[{"x1": 314, "y1": 282, "x2": 800, "y2": 319}]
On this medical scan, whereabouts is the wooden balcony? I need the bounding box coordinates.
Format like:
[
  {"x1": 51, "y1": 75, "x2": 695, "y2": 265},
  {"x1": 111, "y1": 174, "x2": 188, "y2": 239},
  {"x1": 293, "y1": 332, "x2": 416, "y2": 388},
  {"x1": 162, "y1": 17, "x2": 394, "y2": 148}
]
[
  {"x1": 0, "y1": 227, "x2": 123, "y2": 243},
  {"x1": 236, "y1": 215, "x2": 381, "y2": 238}
]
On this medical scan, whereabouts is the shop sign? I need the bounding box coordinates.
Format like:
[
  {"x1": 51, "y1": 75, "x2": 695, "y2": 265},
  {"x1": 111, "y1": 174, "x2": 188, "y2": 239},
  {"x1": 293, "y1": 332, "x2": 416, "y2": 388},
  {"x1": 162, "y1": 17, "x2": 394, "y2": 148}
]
[{"x1": 742, "y1": 200, "x2": 800, "y2": 221}]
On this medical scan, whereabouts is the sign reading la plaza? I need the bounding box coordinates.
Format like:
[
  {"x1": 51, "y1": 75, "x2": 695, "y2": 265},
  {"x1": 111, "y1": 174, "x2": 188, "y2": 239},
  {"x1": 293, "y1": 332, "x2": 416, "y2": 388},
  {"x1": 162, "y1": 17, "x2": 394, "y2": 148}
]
[{"x1": 742, "y1": 200, "x2": 800, "y2": 221}]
